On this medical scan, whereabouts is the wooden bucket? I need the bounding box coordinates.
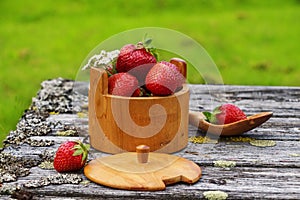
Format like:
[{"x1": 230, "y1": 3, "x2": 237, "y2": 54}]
[{"x1": 88, "y1": 67, "x2": 189, "y2": 154}]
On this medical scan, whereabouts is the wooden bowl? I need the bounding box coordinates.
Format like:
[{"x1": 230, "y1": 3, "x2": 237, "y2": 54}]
[{"x1": 88, "y1": 67, "x2": 189, "y2": 154}]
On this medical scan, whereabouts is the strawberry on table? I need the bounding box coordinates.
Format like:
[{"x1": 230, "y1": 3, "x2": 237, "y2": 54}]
[
  {"x1": 145, "y1": 61, "x2": 185, "y2": 96},
  {"x1": 108, "y1": 72, "x2": 140, "y2": 97},
  {"x1": 203, "y1": 103, "x2": 247, "y2": 125},
  {"x1": 116, "y1": 40, "x2": 157, "y2": 83},
  {"x1": 54, "y1": 140, "x2": 90, "y2": 173}
]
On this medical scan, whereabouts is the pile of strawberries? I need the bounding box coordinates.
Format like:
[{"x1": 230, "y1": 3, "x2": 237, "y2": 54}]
[{"x1": 106, "y1": 40, "x2": 185, "y2": 97}]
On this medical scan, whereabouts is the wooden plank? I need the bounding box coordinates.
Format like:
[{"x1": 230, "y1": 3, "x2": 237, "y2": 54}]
[
  {"x1": 2, "y1": 110, "x2": 298, "y2": 168},
  {"x1": 189, "y1": 85, "x2": 300, "y2": 118},
  {"x1": 1, "y1": 80, "x2": 300, "y2": 199},
  {"x1": 3, "y1": 136, "x2": 300, "y2": 168},
  {"x1": 46, "y1": 113, "x2": 300, "y2": 141},
  {"x1": 7, "y1": 166, "x2": 300, "y2": 199}
]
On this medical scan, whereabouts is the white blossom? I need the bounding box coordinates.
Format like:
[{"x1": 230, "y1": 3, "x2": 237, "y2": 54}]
[{"x1": 82, "y1": 50, "x2": 120, "y2": 70}]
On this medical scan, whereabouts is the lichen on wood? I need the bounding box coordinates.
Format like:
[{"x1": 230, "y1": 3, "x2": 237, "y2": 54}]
[
  {"x1": 0, "y1": 153, "x2": 34, "y2": 183},
  {"x1": 77, "y1": 112, "x2": 88, "y2": 118},
  {"x1": 203, "y1": 190, "x2": 228, "y2": 200},
  {"x1": 0, "y1": 183, "x2": 21, "y2": 195},
  {"x1": 189, "y1": 136, "x2": 218, "y2": 144},
  {"x1": 250, "y1": 139, "x2": 276, "y2": 147},
  {"x1": 223, "y1": 136, "x2": 254, "y2": 143},
  {"x1": 38, "y1": 161, "x2": 54, "y2": 170},
  {"x1": 23, "y1": 174, "x2": 83, "y2": 188},
  {"x1": 289, "y1": 153, "x2": 300, "y2": 157},
  {"x1": 56, "y1": 130, "x2": 78, "y2": 136},
  {"x1": 214, "y1": 160, "x2": 236, "y2": 168}
]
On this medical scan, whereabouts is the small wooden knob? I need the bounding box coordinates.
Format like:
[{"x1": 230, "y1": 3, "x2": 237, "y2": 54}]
[
  {"x1": 136, "y1": 145, "x2": 150, "y2": 164},
  {"x1": 170, "y1": 58, "x2": 187, "y2": 79}
]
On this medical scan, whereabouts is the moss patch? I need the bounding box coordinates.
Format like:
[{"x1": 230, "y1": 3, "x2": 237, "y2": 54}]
[
  {"x1": 214, "y1": 160, "x2": 236, "y2": 168},
  {"x1": 250, "y1": 139, "x2": 276, "y2": 147},
  {"x1": 56, "y1": 130, "x2": 77, "y2": 136},
  {"x1": 203, "y1": 190, "x2": 228, "y2": 200},
  {"x1": 38, "y1": 161, "x2": 54, "y2": 170},
  {"x1": 224, "y1": 136, "x2": 254, "y2": 143},
  {"x1": 189, "y1": 136, "x2": 218, "y2": 144},
  {"x1": 77, "y1": 112, "x2": 88, "y2": 118}
]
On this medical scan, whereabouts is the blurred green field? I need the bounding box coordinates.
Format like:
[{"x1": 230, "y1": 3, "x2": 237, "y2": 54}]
[{"x1": 1, "y1": 0, "x2": 300, "y2": 145}]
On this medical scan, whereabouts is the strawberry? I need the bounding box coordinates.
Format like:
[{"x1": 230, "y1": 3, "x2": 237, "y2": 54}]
[
  {"x1": 145, "y1": 61, "x2": 185, "y2": 96},
  {"x1": 203, "y1": 104, "x2": 247, "y2": 125},
  {"x1": 108, "y1": 72, "x2": 140, "y2": 97},
  {"x1": 132, "y1": 88, "x2": 143, "y2": 97},
  {"x1": 54, "y1": 140, "x2": 90, "y2": 173},
  {"x1": 116, "y1": 41, "x2": 157, "y2": 83}
]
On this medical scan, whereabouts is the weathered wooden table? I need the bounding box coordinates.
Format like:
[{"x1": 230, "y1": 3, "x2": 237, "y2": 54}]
[{"x1": 1, "y1": 78, "x2": 299, "y2": 199}]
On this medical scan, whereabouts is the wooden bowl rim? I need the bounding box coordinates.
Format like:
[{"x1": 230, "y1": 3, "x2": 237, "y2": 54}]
[{"x1": 104, "y1": 84, "x2": 189, "y2": 100}]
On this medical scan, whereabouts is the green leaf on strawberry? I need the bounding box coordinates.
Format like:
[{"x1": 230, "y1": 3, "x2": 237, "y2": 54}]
[
  {"x1": 142, "y1": 34, "x2": 159, "y2": 60},
  {"x1": 142, "y1": 34, "x2": 152, "y2": 46},
  {"x1": 203, "y1": 111, "x2": 213, "y2": 122},
  {"x1": 72, "y1": 141, "x2": 90, "y2": 163}
]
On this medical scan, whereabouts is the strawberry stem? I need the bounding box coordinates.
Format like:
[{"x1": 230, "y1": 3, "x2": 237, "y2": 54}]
[
  {"x1": 136, "y1": 42, "x2": 144, "y2": 49},
  {"x1": 141, "y1": 33, "x2": 159, "y2": 60},
  {"x1": 142, "y1": 34, "x2": 152, "y2": 47}
]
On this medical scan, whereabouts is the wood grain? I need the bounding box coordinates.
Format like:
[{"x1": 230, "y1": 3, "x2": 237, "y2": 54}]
[{"x1": 84, "y1": 151, "x2": 201, "y2": 191}]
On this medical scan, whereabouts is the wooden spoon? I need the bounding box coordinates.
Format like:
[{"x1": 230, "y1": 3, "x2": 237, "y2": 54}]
[
  {"x1": 189, "y1": 111, "x2": 273, "y2": 136},
  {"x1": 169, "y1": 58, "x2": 273, "y2": 136}
]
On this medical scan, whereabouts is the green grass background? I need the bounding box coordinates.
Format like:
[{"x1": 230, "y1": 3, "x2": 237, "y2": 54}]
[{"x1": 1, "y1": 0, "x2": 300, "y2": 146}]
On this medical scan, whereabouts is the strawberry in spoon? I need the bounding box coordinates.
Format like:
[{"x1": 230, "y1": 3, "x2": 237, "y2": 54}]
[{"x1": 168, "y1": 58, "x2": 273, "y2": 136}]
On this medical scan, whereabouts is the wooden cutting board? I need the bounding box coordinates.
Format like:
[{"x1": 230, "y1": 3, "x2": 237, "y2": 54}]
[{"x1": 84, "y1": 145, "x2": 201, "y2": 191}]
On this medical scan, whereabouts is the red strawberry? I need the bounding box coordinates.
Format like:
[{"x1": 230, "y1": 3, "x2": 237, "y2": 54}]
[
  {"x1": 54, "y1": 140, "x2": 90, "y2": 173},
  {"x1": 203, "y1": 104, "x2": 247, "y2": 125},
  {"x1": 108, "y1": 72, "x2": 140, "y2": 97},
  {"x1": 116, "y1": 42, "x2": 157, "y2": 83},
  {"x1": 145, "y1": 61, "x2": 185, "y2": 96},
  {"x1": 132, "y1": 88, "x2": 143, "y2": 97}
]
